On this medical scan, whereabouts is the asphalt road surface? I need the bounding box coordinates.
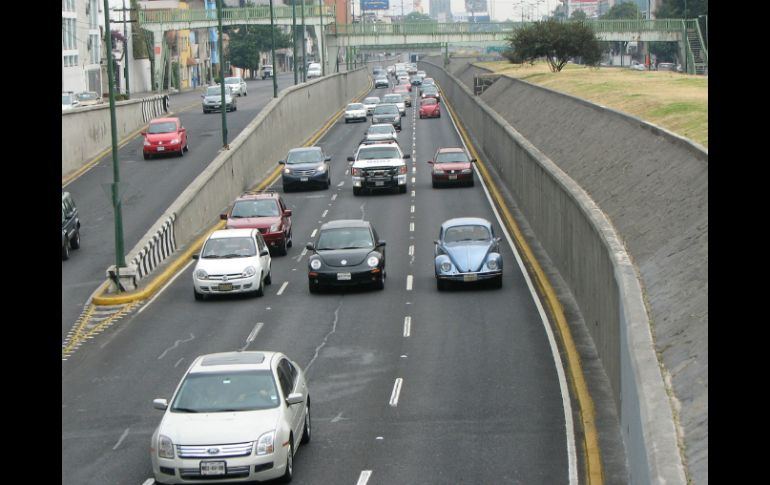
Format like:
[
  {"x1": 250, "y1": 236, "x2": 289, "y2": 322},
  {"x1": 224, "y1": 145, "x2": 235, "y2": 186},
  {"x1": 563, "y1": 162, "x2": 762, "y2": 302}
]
[{"x1": 62, "y1": 83, "x2": 574, "y2": 485}]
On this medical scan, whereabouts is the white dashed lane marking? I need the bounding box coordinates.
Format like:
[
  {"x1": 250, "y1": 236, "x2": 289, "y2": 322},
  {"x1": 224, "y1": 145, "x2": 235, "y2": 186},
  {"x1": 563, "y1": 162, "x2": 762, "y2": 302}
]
[
  {"x1": 403, "y1": 316, "x2": 411, "y2": 337},
  {"x1": 389, "y1": 378, "x2": 404, "y2": 407}
]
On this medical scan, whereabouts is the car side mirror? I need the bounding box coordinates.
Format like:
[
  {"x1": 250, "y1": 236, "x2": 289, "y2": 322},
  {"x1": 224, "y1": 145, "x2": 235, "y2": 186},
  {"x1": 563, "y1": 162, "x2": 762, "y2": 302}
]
[
  {"x1": 286, "y1": 392, "x2": 304, "y2": 406},
  {"x1": 404, "y1": 154, "x2": 411, "y2": 159},
  {"x1": 278, "y1": 160, "x2": 285, "y2": 165},
  {"x1": 220, "y1": 213, "x2": 228, "y2": 220},
  {"x1": 192, "y1": 254, "x2": 199, "y2": 260},
  {"x1": 427, "y1": 160, "x2": 433, "y2": 164},
  {"x1": 283, "y1": 209, "x2": 292, "y2": 217},
  {"x1": 306, "y1": 242, "x2": 315, "y2": 251},
  {"x1": 325, "y1": 156, "x2": 331, "y2": 162},
  {"x1": 378, "y1": 240, "x2": 386, "y2": 247},
  {"x1": 153, "y1": 398, "x2": 168, "y2": 411},
  {"x1": 260, "y1": 249, "x2": 269, "y2": 256},
  {"x1": 433, "y1": 240, "x2": 440, "y2": 245},
  {"x1": 347, "y1": 156, "x2": 355, "y2": 162},
  {"x1": 180, "y1": 128, "x2": 186, "y2": 133},
  {"x1": 140, "y1": 131, "x2": 146, "y2": 136},
  {"x1": 471, "y1": 158, "x2": 477, "y2": 163}
]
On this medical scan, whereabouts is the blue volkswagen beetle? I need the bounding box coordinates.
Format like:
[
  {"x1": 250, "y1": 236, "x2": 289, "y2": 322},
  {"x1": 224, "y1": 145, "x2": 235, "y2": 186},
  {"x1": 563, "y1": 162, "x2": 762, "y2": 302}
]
[{"x1": 434, "y1": 217, "x2": 503, "y2": 290}]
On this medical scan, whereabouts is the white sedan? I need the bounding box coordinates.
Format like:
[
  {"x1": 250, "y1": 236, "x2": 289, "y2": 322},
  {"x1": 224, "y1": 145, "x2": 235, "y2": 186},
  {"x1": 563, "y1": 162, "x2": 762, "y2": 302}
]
[
  {"x1": 151, "y1": 351, "x2": 311, "y2": 484},
  {"x1": 192, "y1": 228, "x2": 272, "y2": 300},
  {"x1": 344, "y1": 102, "x2": 368, "y2": 123}
]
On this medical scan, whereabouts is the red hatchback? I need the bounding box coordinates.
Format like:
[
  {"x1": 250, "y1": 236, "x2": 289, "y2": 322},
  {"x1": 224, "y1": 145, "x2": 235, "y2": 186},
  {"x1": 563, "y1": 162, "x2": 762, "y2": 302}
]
[
  {"x1": 419, "y1": 98, "x2": 441, "y2": 119},
  {"x1": 142, "y1": 117, "x2": 188, "y2": 159},
  {"x1": 428, "y1": 148, "x2": 475, "y2": 188},
  {"x1": 221, "y1": 191, "x2": 293, "y2": 255}
]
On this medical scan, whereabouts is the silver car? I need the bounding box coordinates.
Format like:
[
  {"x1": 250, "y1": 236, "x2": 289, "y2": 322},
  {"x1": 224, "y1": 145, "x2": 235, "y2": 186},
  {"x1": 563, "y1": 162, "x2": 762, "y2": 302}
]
[
  {"x1": 202, "y1": 85, "x2": 237, "y2": 113},
  {"x1": 224, "y1": 76, "x2": 248, "y2": 96},
  {"x1": 363, "y1": 123, "x2": 398, "y2": 143},
  {"x1": 382, "y1": 93, "x2": 406, "y2": 117},
  {"x1": 151, "y1": 351, "x2": 311, "y2": 484},
  {"x1": 363, "y1": 96, "x2": 380, "y2": 115}
]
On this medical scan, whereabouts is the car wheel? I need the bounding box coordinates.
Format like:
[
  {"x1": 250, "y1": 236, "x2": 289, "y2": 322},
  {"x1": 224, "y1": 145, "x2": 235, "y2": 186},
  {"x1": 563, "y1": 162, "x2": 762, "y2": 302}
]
[
  {"x1": 62, "y1": 240, "x2": 70, "y2": 260},
  {"x1": 432, "y1": 180, "x2": 438, "y2": 188},
  {"x1": 399, "y1": 185, "x2": 407, "y2": 194},
  {"x1": 184, "y1": 142, "x2": 189, "y2": 153},
  {"x1": 353, "y1": 187, "x2": 362, "y2": 196},
  {"x1": 493, "y1": 275, "x2": 503, "y2": 289},
  {"x1": 344, "y1": 119, "x2": 349, "y2": 124},
  {"x1": 287, "y1": 230, "x2": 293, "y2": 248},
  {"x1": 420, "y1": 114, "x2": 424, "y2": 119},
  {"x1": 468, "y1": 179, "x2": 474, "y2": 187},
  {"x1": 309, "y1": 280, "x2": 320, "y2": 294},
  {"x1": 178, "y1": 147, "x2": 184, "y2": 157},
  {"x1": 143, "y1": 153, "x2": 150, "y2": 160},
  {"x1": 300, "y1": 402, "x2": 311, "y2": 444},
  {"x1": 70, "y1": 228, "x2": 81, "y2": 249},
  {"x1": 437, "y1": 278, "x2": 449, "y2": 291},
  {"x1": 374, "y1": 271, "x2": 385, "y2": 290},
  {"x1": 277, "y1": 236, "x2": 289, "y2": 256},
  {"x1": 265, "y1": 269, "x2": 272, "y2": 285},
  {"x1": 254, "y1": 274, "x2": 264, "y2": 297},
  {"x1": 233, "y1": 105, "x2": 237, "y2": 111},
  {"x1": 437, "y1": 113, "x2": 441, "y2": 118},
  {"x1": 325, "y1": 177, "x2": 331, "y2": 190},
  {"x1": 194, "y1": 289, "x2": 206, "y2": 301},
  {"x1": 281, "y1": 439, "x2": 294, "y2": 483}
]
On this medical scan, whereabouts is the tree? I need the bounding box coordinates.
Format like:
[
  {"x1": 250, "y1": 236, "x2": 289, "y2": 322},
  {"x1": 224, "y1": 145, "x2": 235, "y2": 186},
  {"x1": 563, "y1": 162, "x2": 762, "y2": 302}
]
[
  {"x1": 507, "y1": 19, "x2": 603, "y2": 72},
  {"x1": 655, "y1": 0, "x2": 707, "y2": 18},
  {"x1": 226, "y1": 25, "x2": 291, "y2": 79},
  {"x1": 403, "y1": 12, "x2": 435, "y2": 23},
  {"x1": 600, "y1": 1, "x2": 640, "y2": 19},
  {"x1": 570, "y1": 10, "x2": 587, "y2": 20}
]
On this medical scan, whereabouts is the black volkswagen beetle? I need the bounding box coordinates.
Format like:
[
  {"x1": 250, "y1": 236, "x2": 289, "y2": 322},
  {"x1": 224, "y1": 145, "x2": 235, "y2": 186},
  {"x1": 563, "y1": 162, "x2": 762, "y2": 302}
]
[{"x1": 306, "y1": 220, "x2": 386, "y2": 293}]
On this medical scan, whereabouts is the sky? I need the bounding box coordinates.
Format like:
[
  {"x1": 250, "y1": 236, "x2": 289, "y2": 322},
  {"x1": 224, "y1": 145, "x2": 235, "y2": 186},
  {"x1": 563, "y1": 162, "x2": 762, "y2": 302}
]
[{"x1": 361, "y1": 0, "x2": 559, "y2": 22}]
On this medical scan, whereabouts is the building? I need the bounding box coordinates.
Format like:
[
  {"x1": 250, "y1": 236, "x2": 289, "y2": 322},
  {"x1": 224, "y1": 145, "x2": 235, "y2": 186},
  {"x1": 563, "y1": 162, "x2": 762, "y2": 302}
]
[
  {"x1": 62, "y1": 0, "x2": 105, "y2": 95},
  {"x1": 430, "y1": 0, "x2": 451, "y2": 20}
]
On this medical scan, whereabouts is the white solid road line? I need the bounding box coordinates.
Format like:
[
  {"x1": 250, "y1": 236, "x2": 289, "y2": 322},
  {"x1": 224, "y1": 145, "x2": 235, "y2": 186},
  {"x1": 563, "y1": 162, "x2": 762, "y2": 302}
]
[
  {"x1": 356, "y1": 471, "x2": 373, "y2": 485},
  {"x1": 403, "y1": 316, "x2": 411, "y2": 337},
  {"x1": 389, "y1": 378, "x2": 404, "y2": 406},
  {"x1": 406, "y1": 275, "x2": 413, "y2": 291},
  {"x1": 410, "y1": 222, "x2": 414, "y2": 232},
  {"x1": 277, "y1": 282, "x2": 289, "y2": 296}
]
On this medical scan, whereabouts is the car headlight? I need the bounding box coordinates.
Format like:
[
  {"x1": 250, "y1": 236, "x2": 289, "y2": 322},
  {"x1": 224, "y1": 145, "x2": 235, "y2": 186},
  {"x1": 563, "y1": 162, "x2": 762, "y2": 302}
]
[
  {"x1": 461, "y1": 168, "x2": 472, "y2": 174},
  {"x1": 399, "y1": 165, "x2": 407, "y2": 174},
  {"x1": 256, "y1": 430, "x2": 275, "y2": 455},
  {"x1": 144, "y1": 139, "x2": 151, "y2": 146},
  {"x1": 242, "y1": 266, "x2": 257, "y2": 278},
  {"x1": 351, "y1": 167, "x2": 361, "y2": 176},
  {"x1": 487, "y1": 259, "x2": 498, "y2": 270},
  {"x1": 170, "y1": 138, "x2": 180, "y2": 145},
  {"x1": 269, "y1": 223, "x2": 280, "y2": 232},
  {"x1": 316, "y1": 165, "x2": 327, "y2": 174},
  {"x1": 195, "y1": 269, "x2": 209, "y2": 280},
  {"x1": 284, "y1": 168, "x2": 291, "y2": 174},
  {"x1": 158, "y1": 434, "x2": 175, "y2": 459},
  {"x1": 434, "y1": 169, "x2": 445, "y2": 174},
  {"x1": 310, "y1": 259, "x2": 322, "y2": 270},
  {"x1": 440, "y1": 261, "x2": 452, "y2": 273},
  {"x1": 367, "y1": 256, "x2": 379, "y2": 267}
]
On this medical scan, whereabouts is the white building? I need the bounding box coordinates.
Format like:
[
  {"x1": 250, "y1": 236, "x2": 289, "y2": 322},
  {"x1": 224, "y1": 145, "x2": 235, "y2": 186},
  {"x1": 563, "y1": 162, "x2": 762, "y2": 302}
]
[{"x1": 62, "y1": 0, "x2": 105, "y2": 95}]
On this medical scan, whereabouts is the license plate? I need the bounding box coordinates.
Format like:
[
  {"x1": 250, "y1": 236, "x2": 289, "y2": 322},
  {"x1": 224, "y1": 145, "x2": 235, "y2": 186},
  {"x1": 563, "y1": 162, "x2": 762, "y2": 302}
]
[
  {"x1": 218, "y1": 283, "x2": 233, "y2": 291},
  {"x1": 337, "y1": 272, "x2": 352, "y2": 281},
  {"x1": 300, "y1": 177, "x2": 309, "y2": 182},
  {"x1": 463, "y1": 274, "x2": 478, "y2": 282},
  {"x1": 375, "y1": 181, "x2": 384, "y2": 186},
  {"x1": 448, "y1": 175, "x2": 457, "y2": 180},
  {"x1": 156, "y1": 146, "x2": 165, "y2": 151},
  {"x1": 200, "y1": 461, "x2": 226, "y2": 476}
]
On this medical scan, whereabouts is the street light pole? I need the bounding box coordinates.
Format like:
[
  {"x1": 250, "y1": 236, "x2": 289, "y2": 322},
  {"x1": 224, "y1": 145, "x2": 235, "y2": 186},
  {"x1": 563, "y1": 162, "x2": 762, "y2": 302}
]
[
  {"x1": 292, "y1": 0, "x2": 298, "y2": 84},
  {"x1": 269, "y1": 0, "x2": 278, "y2": 98},
  {"x1": 318, "y1": 0, "x2": 325, "y2": 76},
  {"x1": 216, "y1": 0, "x2": 228, "y2": 148},
  {"x1": 122, "y1": 0, "x2": 130, "y2": 98},
  {"x1": 103, "y1": 0, "x2": 126, "y2": 290},
  {"x1": 301, "y1": 0, "x2": 307, "y2": 82}
]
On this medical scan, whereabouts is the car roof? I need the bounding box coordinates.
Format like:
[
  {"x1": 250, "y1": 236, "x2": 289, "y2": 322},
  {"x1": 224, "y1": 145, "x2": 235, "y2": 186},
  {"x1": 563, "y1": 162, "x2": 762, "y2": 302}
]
[
  {"x1": 441, "y1": 217, "x2": 492, "y2": 230},
  {"x1": 189, "y1": 351, "x2": 277, "y2": 373},
  {"x1": 369, "y1": 123, "x2": 395, "y2": 130},
  {"x1": 320, "y1": 219, "x2": 372, "y2": 230},
  {"x1": 209, "y1": 228, "x2": 256, "y2": 239}
]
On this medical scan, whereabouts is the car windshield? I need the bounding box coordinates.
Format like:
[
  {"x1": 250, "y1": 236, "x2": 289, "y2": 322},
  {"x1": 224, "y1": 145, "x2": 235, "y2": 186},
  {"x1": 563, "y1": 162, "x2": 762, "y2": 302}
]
[
  {"x1": 201, "y1": 236, "x2": 257, "y2": 258},
  {"x1": 423, "y1": 87, "x2": 437, "y2": 94},
  {"x1": 422, "y1": 98, "x2": 437, "y2": 106},
  {"x1": 231, "y1": 200, "x2": 280, "y2": 218},
  {"x1": 347, "y1": 103, "x2": 365, "y2": 110},
  {"x1": 444, "y1": 225, "x2": 491, "y2": 243},
  {"x1": 383, "y1": 95, "x2": 401, "y2": 103},
  {"x1": 287, "y1": 149, "x2": 323, "y2": 164},
  {"x1": 148, "y1": 122, "x2": 177, "y2": 134},
  {"x1": 78, "y1": 92, "x2": 99, "y2": 101},
  {"x1": 436, "y1": 151, "x2": 468, "y2": 163},
  {"x1": 357, "y1": 146, "x2": 400, "y2": 160},
  {"x1": 369, "y1": 125, "x2": 394, "y2": 134},
  {"x1": 206, "y1": 86, "x2": 227, "y2": 96},
  {"x1": 171, "y1": 370, "x2": 279, "y2": 413},
  {"x1": 317, "y1": 227, "x2": 374, "y2": 250},
  {"x1": 225, "y1": 77, "x2": 239, "y2": 84},
  {"x1": 364, "y1": 97, "x2": 380, "y2": 104},
  {"x1": 374, "y1": 105, "x2": 398, "y2": 115}
]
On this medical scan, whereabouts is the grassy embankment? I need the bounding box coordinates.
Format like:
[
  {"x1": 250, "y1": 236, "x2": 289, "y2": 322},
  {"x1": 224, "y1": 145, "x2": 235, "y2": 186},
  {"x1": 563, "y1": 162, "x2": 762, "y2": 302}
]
[{"x1": 475, "y1": 61, "x2": 708, "y2": 149}]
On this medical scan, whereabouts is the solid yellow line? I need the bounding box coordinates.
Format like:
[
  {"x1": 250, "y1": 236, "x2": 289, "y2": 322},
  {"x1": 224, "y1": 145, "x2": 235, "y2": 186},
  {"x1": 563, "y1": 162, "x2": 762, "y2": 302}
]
[
  {"x1": 92, "y1": 79, "x2": 372, "y2": 306},
  {"x1": 440, "y1": 85, "x2": 604, "y2": 485}
]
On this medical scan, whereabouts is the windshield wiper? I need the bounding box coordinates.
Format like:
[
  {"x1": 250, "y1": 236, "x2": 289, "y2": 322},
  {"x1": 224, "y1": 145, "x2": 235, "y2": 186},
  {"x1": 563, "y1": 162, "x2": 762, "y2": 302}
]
[
  {"x1": 339, "y1": 246, "x2": 370, "y2": 250},
  {"x1": 222, "y1": 254, "x2": 247, "y2": 258},
  {"x1": 172, "y1": 407, "x2": 200, "y2": 413}
]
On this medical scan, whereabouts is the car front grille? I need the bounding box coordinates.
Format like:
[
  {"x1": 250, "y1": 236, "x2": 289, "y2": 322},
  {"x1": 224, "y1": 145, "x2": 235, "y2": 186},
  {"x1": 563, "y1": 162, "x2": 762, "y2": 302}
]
[
  {"x1": 177, "y1": 441, "x2": 254, "y2": 459},
  {"x1": 363, "y1": 167, "x2": 398, "y2": 177},
  {"x1": 207, "y1": 273, "x2": 243, "y2": 281},
  {"x1": 179, "y1": 465, "x2": 251, "y2": 479},
  {"x1": 291, "y1": 169, "x2": 317, "y2": 176}
]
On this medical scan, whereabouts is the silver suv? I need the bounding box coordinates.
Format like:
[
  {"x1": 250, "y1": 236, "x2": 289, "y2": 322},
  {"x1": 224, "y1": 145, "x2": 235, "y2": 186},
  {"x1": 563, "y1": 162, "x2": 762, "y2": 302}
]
[{"x1": 347, "y1": 140, "x2": 410, "y2": 195}]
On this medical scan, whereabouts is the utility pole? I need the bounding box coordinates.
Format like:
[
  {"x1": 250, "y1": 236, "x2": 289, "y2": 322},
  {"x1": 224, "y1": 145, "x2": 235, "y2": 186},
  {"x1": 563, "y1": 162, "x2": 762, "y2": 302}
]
[
  {"x1": 318, "y1": 0, "x2": 325, "y2": 76},
  {"x1": 103, "y1": 0, "x2": 126, "y2": 290},
  {"x1": 301, "y1": 0, "x2": 307, "y2": 82},
  {"x1": 292, "y1": 0, "x2": 298, "y2": 84},
  {"x1": 269, "y1": 0, "x2": 278, "y2": 97},
  {"x1": 216, "y1": 0, "x2": 228, "y2": 148},
  {"x1": 122, "y1": 0, "x2": 130, "y2": 97}
]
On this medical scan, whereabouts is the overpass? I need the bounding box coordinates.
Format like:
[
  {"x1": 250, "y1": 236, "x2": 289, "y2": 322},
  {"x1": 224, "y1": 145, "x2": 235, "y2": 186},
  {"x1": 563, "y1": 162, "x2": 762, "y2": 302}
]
[{"x1": 138, "y1": 7, "x2": 707, "y2": 89}]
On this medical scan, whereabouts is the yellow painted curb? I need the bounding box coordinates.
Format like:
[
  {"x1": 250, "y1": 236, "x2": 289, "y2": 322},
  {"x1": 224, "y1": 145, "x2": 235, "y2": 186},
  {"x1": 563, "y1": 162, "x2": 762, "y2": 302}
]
[
  {"x1": 92, "y1": 78, "x2": 372, "y2": 306},
  {"x1": 440, "y1": 84, "x2": 604, "y2": 485}
]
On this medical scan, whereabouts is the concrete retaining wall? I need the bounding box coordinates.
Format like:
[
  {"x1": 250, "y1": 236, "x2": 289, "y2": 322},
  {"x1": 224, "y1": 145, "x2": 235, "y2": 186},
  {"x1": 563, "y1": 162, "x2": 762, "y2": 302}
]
[
  {"x1": 123, "y1": 68, "x2": 369, "y2": 281},
  {"x1": 62, "y1": 95, "x2": 169, "y2": 178},
  {"x1": 420, "y1": 59, "x2": 691, "y2": 485}
]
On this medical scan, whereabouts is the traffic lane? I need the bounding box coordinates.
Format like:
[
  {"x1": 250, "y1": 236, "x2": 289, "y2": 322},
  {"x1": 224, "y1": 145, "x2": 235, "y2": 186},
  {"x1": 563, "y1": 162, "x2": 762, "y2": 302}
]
[{"x1": 61, "y1": 75, "x2": 295, "y2": 337}]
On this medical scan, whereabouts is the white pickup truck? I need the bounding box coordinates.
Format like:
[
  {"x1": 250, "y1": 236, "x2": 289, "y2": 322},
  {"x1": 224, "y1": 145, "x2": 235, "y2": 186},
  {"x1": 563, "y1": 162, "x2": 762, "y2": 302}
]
[{"x1": 347, "y1": 140, "x2": 410, "y2": 195}]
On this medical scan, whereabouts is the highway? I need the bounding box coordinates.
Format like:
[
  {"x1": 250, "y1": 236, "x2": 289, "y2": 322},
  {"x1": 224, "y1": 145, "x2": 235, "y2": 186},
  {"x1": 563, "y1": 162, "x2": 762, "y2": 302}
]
[{"x1": 62, "y1": 81, "x2": 575, "y2": 484}]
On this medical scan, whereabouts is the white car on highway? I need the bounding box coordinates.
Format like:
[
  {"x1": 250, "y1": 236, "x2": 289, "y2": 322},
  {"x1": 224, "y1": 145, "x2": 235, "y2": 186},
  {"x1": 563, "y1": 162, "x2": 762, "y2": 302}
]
[
  {"x1": 224, "y1": 76, "x2": 248, "y2": 96},
  {"x1": 344, "y1": 102, "x2": 368, "y2": 123},
  {"x1": 192, "y1": 229, "x2": 272, "y2": 300},
  {"x1": 151, "y1": 351, "x2": 311, "y2": 484}
]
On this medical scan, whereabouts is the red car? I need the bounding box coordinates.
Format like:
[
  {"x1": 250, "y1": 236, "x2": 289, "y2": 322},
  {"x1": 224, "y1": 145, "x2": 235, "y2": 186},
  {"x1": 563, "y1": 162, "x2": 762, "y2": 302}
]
[
  {"x1": 221, "y1": 191, "x2": 293, "y2": 255},
  {"x1": 142, "y1": 117, "x2": 188, "y2": 159},
  {"x1": 419, "y1": 98, "x2": 441, "y2": 119},
  {"x1": 428, "y1": 148, "x2": 475, "y2": 188}
]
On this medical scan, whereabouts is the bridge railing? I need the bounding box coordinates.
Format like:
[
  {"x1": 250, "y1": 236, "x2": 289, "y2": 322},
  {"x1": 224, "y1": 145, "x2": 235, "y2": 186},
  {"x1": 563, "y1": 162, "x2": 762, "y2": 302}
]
[
  {"x1": 139, "y1": 5, "x2": 335, "y2": 24},
  {"x1": 333, "y1": 22, "x2": 520, "y2": 36}
]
